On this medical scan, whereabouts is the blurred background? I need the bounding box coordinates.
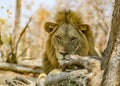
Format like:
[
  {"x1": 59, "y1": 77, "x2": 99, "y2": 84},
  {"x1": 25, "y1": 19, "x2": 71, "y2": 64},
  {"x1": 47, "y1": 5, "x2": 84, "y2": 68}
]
[
  {"x1": 0, "y1": 0, "x2": 114, "y2": 60},
  {"x1": 0, "y1": 0, "x2": 115, "y2": 85}
]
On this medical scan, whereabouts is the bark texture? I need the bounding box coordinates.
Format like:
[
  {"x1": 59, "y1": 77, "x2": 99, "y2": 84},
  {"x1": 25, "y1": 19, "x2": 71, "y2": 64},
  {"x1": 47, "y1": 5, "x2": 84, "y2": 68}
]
[
  {"x1": 5, "y1": 56, "x2": 102, "y2": 86},
  {"x1": 0, "y1": 62, "x2": 41, "y2": 74},
  {"x1": 101, "y1": 0, "x2": 120, "y2": 85}
]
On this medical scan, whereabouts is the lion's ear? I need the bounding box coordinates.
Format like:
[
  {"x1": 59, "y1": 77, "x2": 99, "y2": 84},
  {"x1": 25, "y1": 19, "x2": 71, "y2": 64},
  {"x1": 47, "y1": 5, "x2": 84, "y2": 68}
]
[
  {"x1": 79, "y1": 24, "x2": 91, "y2": 34},
  {"x1": 44, "y1": 22, "x2": 57, "y2": 33}
]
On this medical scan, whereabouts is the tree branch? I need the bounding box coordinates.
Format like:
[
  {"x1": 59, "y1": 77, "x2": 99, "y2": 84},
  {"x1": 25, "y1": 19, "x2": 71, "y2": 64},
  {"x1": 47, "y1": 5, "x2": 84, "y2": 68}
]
[
  {"x1": 5, "y1": 55, "x2": 103, "y2": 86},
  {"x1": 15, "y1": 17, "x2": 32, "y2": 56},
  {"x1": 0, "y1": 62, "x2": 41, "y2": 74}
]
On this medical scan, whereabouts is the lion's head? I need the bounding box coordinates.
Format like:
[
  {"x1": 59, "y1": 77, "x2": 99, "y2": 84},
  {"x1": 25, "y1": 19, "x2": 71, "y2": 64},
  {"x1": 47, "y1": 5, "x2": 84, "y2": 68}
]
[{"x1": 43, "y1": 10, "x2": 97, "y2": 74}]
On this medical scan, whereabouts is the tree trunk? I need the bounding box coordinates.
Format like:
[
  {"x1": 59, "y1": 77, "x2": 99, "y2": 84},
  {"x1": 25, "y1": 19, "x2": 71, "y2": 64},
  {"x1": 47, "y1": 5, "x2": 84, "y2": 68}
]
[
  {"x1": 101, "y1": 0, "x2": 120, "y2": 85},
  {"x1": 14, "y1": 0, "x2": 21, "y2": 31}
]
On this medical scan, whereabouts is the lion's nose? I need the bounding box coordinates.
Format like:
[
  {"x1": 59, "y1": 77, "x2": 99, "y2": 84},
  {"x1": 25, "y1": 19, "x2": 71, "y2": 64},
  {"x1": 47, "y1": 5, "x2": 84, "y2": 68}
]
[{"x1": 60, "y1": 52, "x2": 69, "y2": 57}]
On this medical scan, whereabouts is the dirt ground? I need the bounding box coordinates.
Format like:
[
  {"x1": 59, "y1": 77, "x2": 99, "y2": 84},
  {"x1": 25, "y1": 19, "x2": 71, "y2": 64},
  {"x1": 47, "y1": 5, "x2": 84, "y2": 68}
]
[
  {"x1": 0, "y1": 59, "x2": 42, "y2": 86},
  {"x1": 0, "y1": 70, "x2": 39, "y2": 86},
  {"x1": 0, "y1": 70, "x2": 36, "y2": 85}
]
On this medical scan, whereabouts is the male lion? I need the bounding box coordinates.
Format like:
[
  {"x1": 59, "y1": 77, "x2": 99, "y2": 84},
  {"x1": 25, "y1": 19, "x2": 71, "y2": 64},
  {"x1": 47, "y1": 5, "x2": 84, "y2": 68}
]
[{"x1": 43, "y1": 10, "x2": 99, "y2": 74}]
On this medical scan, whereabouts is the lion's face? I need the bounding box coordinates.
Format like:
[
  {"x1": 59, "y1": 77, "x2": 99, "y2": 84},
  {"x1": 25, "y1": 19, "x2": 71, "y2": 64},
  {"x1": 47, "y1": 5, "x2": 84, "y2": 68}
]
[
  {"x1": 43, "y1": 10, "x2": 97, "y2": 74},
  {"x1": 45, "y1": 22, "x2": 89, "y2": 60}
]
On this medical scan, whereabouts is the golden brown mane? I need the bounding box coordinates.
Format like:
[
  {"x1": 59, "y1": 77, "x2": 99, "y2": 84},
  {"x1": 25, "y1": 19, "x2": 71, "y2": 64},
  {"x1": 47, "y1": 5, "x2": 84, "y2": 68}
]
[
  {"x1": 42, "y1": 10, "x2": 98, "y2": 74},
  {"x1": 55, "y1": 10, "x2": 82, "y2": 24}
]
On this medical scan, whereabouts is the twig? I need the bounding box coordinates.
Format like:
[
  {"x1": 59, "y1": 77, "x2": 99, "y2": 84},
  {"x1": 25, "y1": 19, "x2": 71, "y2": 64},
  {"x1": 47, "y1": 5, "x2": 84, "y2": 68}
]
[
  {"x1": 18, "y1": 46, "x2": 29, "y2": 57},
  {"x1": 14, "y1": 17, "x2": 32, "y2": 56},
  {"x1": 9, "y1": 34, "x2": 14, "y2": 53}
]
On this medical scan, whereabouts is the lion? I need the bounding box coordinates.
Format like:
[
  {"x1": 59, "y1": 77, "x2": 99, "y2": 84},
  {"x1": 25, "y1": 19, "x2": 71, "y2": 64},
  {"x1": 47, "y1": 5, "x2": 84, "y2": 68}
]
[
  {"x1": 5, "y1": 10, "x2": 101, "y2": 86},
  {"x1": 42, "y1": 10, "x2": 99, "y2": 74}
]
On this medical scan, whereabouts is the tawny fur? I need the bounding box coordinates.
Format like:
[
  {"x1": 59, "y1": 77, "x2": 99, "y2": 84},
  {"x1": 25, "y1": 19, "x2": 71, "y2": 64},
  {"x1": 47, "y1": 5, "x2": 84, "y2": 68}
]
[{"x1": 42, "y1": 10, "x2": 98, "y2": 74}]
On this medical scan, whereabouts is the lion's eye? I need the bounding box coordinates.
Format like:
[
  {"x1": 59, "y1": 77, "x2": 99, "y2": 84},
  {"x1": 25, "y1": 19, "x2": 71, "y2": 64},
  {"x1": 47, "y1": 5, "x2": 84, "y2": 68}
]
[
  {"x1": 81, "y1": 30, "x2": 86, "y2": 34},
  {"x1": 56, "y1": 36, "x2": 61, "y2": 42},
  {"x1": 71, "y1": 37, "x2": 77, "y2": 43}
]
